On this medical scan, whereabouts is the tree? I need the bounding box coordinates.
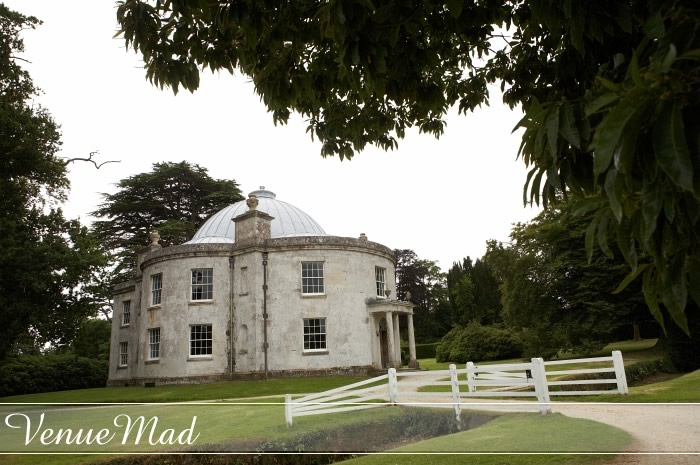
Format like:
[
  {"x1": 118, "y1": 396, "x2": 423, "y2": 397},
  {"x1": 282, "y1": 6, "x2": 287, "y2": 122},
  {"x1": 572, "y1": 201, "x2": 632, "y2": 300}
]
[
  {"x1": 0, "y1": 5, "x2": 108, "y2": 359},
  {"x1": 394, "y1": 249, "x2": 451, "y2": 340},
  {"x1": 115, "y1": 0, "x2": 700, "y2": 329},
  {"x1": 499, "y1": 199, "x2": 651, "y2": 357},
  {"x1": 70, "y1": 319, "x2": 111, "y2": 360},
  {"x1": 91, "y1": 161, "x2": 244, "y2": 278},
  {"x1": 447, "y1": 257, "x2": 502, "y2": 324}
]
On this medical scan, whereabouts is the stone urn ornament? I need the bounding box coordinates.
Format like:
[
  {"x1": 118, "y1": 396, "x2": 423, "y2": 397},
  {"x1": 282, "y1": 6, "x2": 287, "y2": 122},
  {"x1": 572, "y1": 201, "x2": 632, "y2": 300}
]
[
  {"x1": 149, "y1": 230, "x2": 161, "y2": 245},
  {"x1": 246, "y1": 194, "x2": 259, "y2": 211}
]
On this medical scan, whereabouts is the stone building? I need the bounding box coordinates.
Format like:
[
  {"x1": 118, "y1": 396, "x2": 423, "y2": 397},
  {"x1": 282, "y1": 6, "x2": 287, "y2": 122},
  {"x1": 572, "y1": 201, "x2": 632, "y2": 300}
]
[{"x1": 108, "y1": 188, "x2": 417, "y2": 385}]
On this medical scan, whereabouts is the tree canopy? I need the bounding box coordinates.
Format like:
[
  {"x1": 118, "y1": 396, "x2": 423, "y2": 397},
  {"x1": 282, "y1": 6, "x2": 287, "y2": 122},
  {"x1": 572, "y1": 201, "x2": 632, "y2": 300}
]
[
  {"x1": 0, "y1": 5, "x2": 108, "y2": 359},
  {"x1": 92, "y1": 161, "x2": 244, "y2": 278},
  {"x1": 116, "y1": 0, "x2": 700, "y2": 331},
  {"x1": 492, "y1": 199, "x2": 650, "y2": 356}
]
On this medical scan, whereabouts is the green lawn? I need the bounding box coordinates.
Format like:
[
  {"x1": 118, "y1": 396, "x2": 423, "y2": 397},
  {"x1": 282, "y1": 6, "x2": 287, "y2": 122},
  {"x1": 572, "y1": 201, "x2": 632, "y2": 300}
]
[
  {"x1": 0, "y1": 375, "x2": 366, "y2": 404},
  {"x1": 578, "y1": 368, "x2": 700, "y2": 402},
  {"x1": 340, "y1": 413, "x2": 632, "y2": 465},
  {"x1": 420, "y1": 339, "x2": 660, "y2": 371}
]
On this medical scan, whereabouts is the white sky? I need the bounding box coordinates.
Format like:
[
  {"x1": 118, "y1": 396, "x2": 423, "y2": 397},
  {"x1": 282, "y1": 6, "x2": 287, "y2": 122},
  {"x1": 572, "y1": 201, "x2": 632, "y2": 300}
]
[{"x1": 8, "y1": 0, "x2": 539, "y2": 270}]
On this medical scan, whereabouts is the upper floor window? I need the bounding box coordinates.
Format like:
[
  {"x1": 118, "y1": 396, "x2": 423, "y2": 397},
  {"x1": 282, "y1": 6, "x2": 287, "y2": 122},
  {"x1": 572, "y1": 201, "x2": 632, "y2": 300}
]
[
  {"x1": 122, "y1": 300, "x2": 131, "y2": 326},
  {"x1": 303, "y1": 318, "x2": 327, "y2": 352},
  {"x1": 190, "y1": 324, "x2": 212, "y2": 357},
  {"x1": 375, "y1": 267, "x2": 386, "y2": 297},
  {"x1": 191, "y1": 268, "x2": 213, "y2": 301},
  {"x1": 151, "y1": 273, "x2": 162, "y2": 306},
  {"x1": 301, "y1": 262, "x2": 324, "y2": 295},
  {"x1": 148, "y1": 328, "x2": 160, "y2": 360},
  {"x1": 119, "y1": 342, "x2": 128, "y2": 367}
]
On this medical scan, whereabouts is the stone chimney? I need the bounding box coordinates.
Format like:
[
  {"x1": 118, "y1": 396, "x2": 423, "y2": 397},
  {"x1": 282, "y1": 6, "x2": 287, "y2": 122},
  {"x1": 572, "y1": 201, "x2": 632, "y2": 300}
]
[{"x1": 232, "y1": 194, "x2": 274, "y2": 245}]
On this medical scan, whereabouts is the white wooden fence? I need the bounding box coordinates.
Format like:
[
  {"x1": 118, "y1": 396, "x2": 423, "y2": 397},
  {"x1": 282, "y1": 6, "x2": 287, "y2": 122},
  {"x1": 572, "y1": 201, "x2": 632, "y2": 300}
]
[{"x1": 285, "y1": 350, "x2": 628, "y2": 426}]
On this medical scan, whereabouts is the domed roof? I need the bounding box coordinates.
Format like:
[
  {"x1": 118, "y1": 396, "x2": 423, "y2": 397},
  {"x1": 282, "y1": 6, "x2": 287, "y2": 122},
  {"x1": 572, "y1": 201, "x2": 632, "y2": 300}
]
[{"x1": 186, "y1": 187, "x2": 326, "y2": 244}]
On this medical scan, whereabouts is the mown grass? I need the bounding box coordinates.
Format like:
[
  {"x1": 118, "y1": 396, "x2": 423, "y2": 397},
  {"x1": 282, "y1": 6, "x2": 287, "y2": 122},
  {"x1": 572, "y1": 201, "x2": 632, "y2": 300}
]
[
  {"x1": 0, "y1": 375, "x2": 367, "y2": 404},
  {"x1": 340, "y1": 413, "x2": 632, "y2": 465},
  {"x1": 577, "y1": 368, "x2": 700, "y2": 402},
  {"x1": 419, "y1": 339, "x2": 660, "y2": 372}
]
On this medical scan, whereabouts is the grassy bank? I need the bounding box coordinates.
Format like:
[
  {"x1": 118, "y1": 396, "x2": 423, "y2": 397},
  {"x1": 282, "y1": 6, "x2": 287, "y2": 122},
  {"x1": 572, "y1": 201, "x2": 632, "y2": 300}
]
[
  {"x1": 0, "y1": 375, "x2": 366, "y2": 404},
  {"x1": 340, "y1": 413, "x2": 632, "y2": 465}
]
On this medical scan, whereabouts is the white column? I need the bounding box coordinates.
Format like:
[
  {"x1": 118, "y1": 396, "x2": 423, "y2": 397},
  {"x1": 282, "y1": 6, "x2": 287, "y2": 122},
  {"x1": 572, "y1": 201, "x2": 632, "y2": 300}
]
[
  {"x1": 407, "y1": 313, "x2": 417, "y2": 368},
  {"x1": 393, "y1": 313, "x2": 401, "y2": 366},
  {"x1": 385, "y1": 311, "x2": 396, "y2": 367}
]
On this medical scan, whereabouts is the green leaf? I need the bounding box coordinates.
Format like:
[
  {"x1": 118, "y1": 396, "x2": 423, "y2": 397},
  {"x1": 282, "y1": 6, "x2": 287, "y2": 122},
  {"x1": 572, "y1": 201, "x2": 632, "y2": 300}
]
[
  {"x1": 585, "y1": 210, "x2": 602, "y2": 264},
  {"x1": 559, "y1": 103, "x2": 581, "y2": 149},
  {"x1": 643, "y1": 267, "x2": 665, "y2": 333},
  {"x1": 571, "y1": 196, "x2": 606, "y2": 216},
  {"x1": 613, "y1": 263, "x2": 648, "y2": 294},
  {"x1": 628, "y1": 51, "x2": 642, "y2": 87},
  {"x1": 597, "y1": 210, "x2": 614, "y2": 259},
  {"x1": 585, "y1": 93, "x2": 619, "y2": 117},
  {"x1": 616, "y1": 220, "x2": 638, "y2": 270},
  {"x1": 604, "y1": 168, "x2": 623, "y2": 221},
  {"x1": 545, "y1": 105, "x2": 559, "y2": 160},
  {"x1": 592, "y1": 94, "x2": 650, "y2": 176},
  {"x1": 644, "y1": 11, "x2": 664, "y2": 40},
  {"x1": 595, "y1": 76, "x2": 621, "y2": 92},
  {"x1": 659, "y1": 255, "x2": 689, "y2": 335},
  {"x1": 652, "y1": 101, "x2": 694, "y2": 191},
  {"x1": 641, "y1": 182, "x2": 663, "y2": 241}
]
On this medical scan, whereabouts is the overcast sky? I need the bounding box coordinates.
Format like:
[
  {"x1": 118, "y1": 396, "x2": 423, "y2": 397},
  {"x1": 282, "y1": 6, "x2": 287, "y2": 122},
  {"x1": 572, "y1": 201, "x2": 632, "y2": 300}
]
[{"x1": 8, "y1": 0, "x2": 539, "y2": 270}]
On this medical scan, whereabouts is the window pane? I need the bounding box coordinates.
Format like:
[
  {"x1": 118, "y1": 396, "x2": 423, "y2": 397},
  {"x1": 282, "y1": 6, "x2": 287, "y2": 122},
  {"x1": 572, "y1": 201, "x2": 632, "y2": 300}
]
[
  {"x1": 122, "y1": 301, "x2": 131, "y2": 325},
  {"x1": 148, "y1": 328, "x2": 160, "y2": 359},
  {"x1": 151, "y1": 274, "x2": 162, "y2": 305},
  {"x1": 119, "y1": 342, "x2": 128, "y2": 366},
  {"x1": 190, "y1": 325, "x2": 212, "y2": 356},
  {"x1": 302, "y1": 262, "x2": 324, "y2": 294},
  {"x1": 375, "y1": 267, "x2": 386, "y2": 297},
  {"x1": 303, "y1": 318, "x2": 327, "y2": 351},
  {"x1": 191, "y1": 268, "x2": 213, "y2": 300}
]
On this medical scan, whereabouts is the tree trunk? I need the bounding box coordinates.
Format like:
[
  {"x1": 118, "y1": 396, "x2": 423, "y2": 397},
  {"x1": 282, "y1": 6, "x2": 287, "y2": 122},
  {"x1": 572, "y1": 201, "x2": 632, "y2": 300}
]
[{"x1": 633, "y1": 321, "x2": 641, "y2": 341}]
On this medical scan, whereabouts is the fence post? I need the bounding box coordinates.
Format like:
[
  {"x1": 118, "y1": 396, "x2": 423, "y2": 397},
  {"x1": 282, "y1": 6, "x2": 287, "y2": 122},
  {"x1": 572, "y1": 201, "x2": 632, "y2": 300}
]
[
  {"x1": 449, "y1": 364, "x2": 462, "y2": 428},
  {"x1": 388, "y1": 368, "x2": 398, "y2": 404},
  {"x1": 612, "y1": 350, "x2": 629, "y2": 394},
  {"x1": 466, "y1": 362, "x2": 476, "y2": 393},
  {"x1": 531, "y1": 358, "x2": 551, "y2": 415},
  {"x1": 285, "y1": 394, "x2": 293, "y2": 426}
]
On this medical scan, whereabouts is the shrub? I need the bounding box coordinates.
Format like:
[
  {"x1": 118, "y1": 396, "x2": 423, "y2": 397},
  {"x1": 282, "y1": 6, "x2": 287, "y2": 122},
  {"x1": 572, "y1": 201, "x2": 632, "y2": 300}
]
[
  {"x1": 0, "y1": 353, "x2": 108, "y2": 397},
  {"x1": 435, "y1": 323, "x2": 523, "y2": 364}
]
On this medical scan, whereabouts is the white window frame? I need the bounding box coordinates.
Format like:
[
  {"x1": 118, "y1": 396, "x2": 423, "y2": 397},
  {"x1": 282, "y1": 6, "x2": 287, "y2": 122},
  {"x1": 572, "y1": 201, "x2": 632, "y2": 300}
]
[
  {"x1": 151, "y1": 273, "x2": 162, "y2": 306},
  {"x1": 375, "y1": 267, "x2": 386, "y2": 298},
  {"x1": 191, "y1": 268, "x2": 213, "y2": 301},
  {"x1": 301, "y1": 262, "x2": 325, "y2": 295},
  {"x1": 148, "y1": 328, "x2": 160, "y2": 360},
  {"x1": 122, "y1": 300, "x2": 131, "y2": 326},
  {"x1": 118, "y1": 341, "x2": 128, "y2": 367},
  {"x1": 189, "y1": 324, "x2": 212, "y2": 357},
  {"x1": 303, "y1": 318, "x2": 327, "y2": 352}
]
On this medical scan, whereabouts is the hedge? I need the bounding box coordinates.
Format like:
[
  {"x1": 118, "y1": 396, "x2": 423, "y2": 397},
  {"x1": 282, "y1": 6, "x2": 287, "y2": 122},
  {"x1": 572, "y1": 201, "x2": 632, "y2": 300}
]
[
  {"x1": 435, "y1": 323, "x2": 523, "y2": 364},
  {"x1": 0, "y1": 354, "x2": 108, "y2": 397}
]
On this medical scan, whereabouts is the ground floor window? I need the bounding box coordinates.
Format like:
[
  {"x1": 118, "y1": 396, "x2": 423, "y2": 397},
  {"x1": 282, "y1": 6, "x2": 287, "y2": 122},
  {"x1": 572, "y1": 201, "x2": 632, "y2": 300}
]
[
  {"x1": 119, "y1": 342, "x2": 128, "y2": 367},
  {"x1": 190, "y1": 324, "x2": 212, "y2": 356},
  {"x1": 303, "y1": 318, "x2": 326, "y2": 351},
  {"x1": 148, "y1": 328, "x2": 160, "y2": 360}
]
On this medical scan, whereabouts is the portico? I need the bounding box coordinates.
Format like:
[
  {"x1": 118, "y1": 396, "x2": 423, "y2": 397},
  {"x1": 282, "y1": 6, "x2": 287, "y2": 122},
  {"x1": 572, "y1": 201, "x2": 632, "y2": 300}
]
[{"x1": 367, "y1": 299, "x2": 417, "y2": 369}]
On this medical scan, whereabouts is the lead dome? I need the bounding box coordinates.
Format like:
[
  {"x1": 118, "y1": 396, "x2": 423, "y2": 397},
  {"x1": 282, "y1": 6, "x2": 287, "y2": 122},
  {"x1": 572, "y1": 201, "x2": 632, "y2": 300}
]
[{"x1": 187, "y1": 187, "x2": 326, "y2": 244}]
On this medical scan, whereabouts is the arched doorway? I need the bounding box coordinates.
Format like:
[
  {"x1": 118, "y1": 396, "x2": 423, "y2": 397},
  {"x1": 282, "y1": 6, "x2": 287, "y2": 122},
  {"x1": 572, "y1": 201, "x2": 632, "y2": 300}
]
[{"x1": 378, "y1": 318, "x2": 389, "y2": 369}]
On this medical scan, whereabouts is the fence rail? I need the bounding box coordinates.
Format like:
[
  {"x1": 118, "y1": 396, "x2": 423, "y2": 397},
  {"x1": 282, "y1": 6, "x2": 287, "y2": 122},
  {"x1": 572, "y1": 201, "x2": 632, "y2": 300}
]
[{"x1": 284, "y1": 350, "x2": 628, "y2": 426}]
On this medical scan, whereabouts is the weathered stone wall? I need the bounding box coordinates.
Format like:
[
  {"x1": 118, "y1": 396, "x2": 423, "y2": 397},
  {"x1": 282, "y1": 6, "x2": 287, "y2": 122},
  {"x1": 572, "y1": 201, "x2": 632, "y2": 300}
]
[{"x1": 108, "y1": 236, "x2": 397, "y2": 385}]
